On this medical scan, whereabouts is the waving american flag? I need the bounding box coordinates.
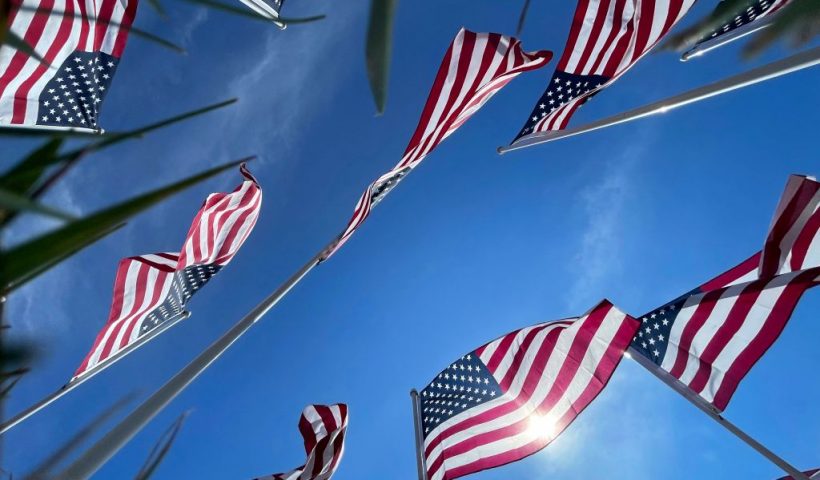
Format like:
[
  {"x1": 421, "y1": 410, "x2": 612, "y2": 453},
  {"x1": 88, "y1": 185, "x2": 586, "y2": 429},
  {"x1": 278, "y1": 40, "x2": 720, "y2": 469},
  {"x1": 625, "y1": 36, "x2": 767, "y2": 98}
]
[
  {"x1": 320, "y1": 28, "x2": 552, "y2": 260},
  {"x1": 256, "y1": 404, "x2": 348, "y2": 480},
  {"x1": 417, "y1": 300, "x2": 638, "y2": 480},
  {"x1": 512, "y1": 0, "x2": 696, "y2": 142},
  {"x1": 630, "y1": 174, "x2": 819, "y2": 411},
  {"x1": 0, "y1": 0, "x2": 138, "y2": 131},
  {"x1": 73, "y1": 165, "x2": 262, "y2": 381}
]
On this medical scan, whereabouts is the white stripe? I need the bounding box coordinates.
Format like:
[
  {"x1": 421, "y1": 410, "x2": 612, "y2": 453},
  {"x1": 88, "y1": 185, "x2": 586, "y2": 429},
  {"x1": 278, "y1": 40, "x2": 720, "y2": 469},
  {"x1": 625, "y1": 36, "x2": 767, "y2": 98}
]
[
  {"x1": 644, "y1": 0, "x2": 672, "y2": 51},
  {"x1": 699, "y1": 274, "x2": 793, "y2": 403},
  {"x1": 139, "y1": 253, "x2": 180, "y2": 268},
  {"x1": 127, "y1": 273, "x2": 175, "y2": 345},
  {"x1": 206, "y1": 186, "x2": 260, "y2": 265},
  {"x1": 98, "y1": 0, "x2": 128, "y2": 55},
  {"x1": 580, "y1": 0, "x2": 618, "y2": 75},
  {"x1": 774, "y1": 190, "x2": 820, "y2": 275},
  {"x1": 0, "y1": 0, "x2": 68, "y2": 122},
  {"x1": 660, "y1": 292, "x2": 703, "y2": 372},
  {"x1": 676, "y1": 283, "x2": 746, "y2": 387},
  {"x1": 86, "y1": 260, "x2": 142, "y2": 368},
  {"x1": 591, "y1": 0, "x2": 636, "y2": 76},
  {"x1": 110, "y1": 265, "x2": 163, "y2": 353},
  {"x1": 564, "y1": 0, "x2": 604, "y2": 72}
]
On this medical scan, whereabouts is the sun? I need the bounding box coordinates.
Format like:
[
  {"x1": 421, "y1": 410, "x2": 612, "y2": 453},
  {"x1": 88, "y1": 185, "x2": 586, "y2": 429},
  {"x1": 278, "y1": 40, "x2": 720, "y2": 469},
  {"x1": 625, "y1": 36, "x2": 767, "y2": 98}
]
[{"x1": 527, "y1": 414, "x2": 558, "y2": 440}]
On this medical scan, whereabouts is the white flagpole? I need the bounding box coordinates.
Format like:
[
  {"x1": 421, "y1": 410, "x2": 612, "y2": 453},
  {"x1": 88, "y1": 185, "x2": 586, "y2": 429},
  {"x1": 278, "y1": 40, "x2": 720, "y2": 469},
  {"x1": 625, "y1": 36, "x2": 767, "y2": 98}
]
[
  {"x1": 0, "y1": 311, "x2": 191, "y2": 435},
  {"x1": 498, "y1": 46, "x2": 820, "y2": 154},
  {"x1": 410, "y1": 389, "x2": 429, "y2": 480},
  {"x1": 626, "y1": 347, "x2": 810, "y2": 480}
]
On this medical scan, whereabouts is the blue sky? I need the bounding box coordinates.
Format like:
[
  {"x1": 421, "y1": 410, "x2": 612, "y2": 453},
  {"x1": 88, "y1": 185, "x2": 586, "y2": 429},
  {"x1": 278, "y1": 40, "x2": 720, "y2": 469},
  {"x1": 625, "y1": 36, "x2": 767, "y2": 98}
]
[{"x1": 3, "y1": 0, "x2": 820, "y2": 478}]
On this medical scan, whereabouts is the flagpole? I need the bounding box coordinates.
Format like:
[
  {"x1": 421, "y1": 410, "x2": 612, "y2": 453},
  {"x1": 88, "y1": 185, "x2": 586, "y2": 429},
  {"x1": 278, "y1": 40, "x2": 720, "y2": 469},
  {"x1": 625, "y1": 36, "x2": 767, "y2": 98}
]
[
  {"x1": 55, "y1": 241, "x2": 334, "y2": 479},
  {"x1": 410, "y1": 389, "x2": 429, "y2": 480},
  {"x1": 626, "y1": 347, "x2": 810, "y2": 480},
  {"x1": 0, "y1": 310, "x2": 191, "y2": 436},
  {"x1": 498, "y1": 46, "x2": 820, "y2": 154}
]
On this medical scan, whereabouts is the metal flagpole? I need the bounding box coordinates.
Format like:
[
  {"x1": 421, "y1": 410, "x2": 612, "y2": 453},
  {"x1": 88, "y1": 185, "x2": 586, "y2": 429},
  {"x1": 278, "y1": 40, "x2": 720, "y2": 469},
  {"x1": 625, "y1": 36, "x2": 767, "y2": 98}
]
[
  {"x1": 56, "y1": 242, "x2": 333, "y2": 479},
  {"x1": 626, "y1": 347, "x2": 810, "y2": 480},
  {"x1": 410, "y1": 389, "x2": 429, "y2": 480},
  {"x1": 680, "y1": 16, "x2": 774, "y2": 62},
  {"x1": 498, "y1": 46, "x2": 820, "y2": 154},
  {"x1": 0, "y1": 311, "x2": 191, "y2": 435}
]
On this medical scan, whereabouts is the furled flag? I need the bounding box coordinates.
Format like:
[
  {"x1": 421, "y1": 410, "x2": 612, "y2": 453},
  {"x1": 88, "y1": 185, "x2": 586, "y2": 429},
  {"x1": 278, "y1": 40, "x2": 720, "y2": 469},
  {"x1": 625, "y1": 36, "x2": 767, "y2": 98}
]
[
  {"x1": 417, "y1": 300, "x2": 638, "y2": 480},
  {"x1": 0, "y1": 0, "x2": 138, "y2": 131},
  {"x1": 320, "y1": 28, "x2": 552, "y2": 260},
  {"x1": 630, "y1": 174, "x2": 819, "y2": 412},
  {"x1": 682, "y1": 0, "x2": 792, "y2": 60},
  {"x1": 255, "y1": 404, "x2": 348, "y2": 480},
  {"x1": 73, "y1": 165, "x2": 262, "y2": 381},
  {"x1": 512, "y1": 0, "x2": 696, "y2": 142}
]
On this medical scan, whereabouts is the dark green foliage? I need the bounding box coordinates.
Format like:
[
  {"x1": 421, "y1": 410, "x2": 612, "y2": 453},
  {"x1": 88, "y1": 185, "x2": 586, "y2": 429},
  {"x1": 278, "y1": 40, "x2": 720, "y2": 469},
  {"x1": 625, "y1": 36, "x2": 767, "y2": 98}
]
[{"x1": 365, "y1": 0, "x2": 397, "y2": 115}]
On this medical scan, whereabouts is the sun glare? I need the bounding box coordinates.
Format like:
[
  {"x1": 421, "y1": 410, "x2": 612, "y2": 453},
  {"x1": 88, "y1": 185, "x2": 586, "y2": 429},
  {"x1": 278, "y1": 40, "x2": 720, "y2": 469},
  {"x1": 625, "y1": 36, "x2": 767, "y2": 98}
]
[{"x1": 527, "y1": 414, "x2": 558, "y2": 440}]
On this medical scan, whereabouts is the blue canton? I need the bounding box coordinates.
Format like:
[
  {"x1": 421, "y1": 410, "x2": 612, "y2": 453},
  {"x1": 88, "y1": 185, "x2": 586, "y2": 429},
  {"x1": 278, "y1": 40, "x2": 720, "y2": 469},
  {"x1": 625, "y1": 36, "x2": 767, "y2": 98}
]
[
  {"x1": 371, "y1": 166, "x2": 411, "y2": 207},
  {"x1": 697, "y1": 0, "x2": 777, "y2": 45},
  {"x1": 419, "y1": 352, "x2": 503, "y2": 438},
  {"x1": 36, "y1": 50, "x2": 118, "y2": 130},
  {"x1": 139, "y1": 264, "x2": 222, "y2": 336},
  {"x1": 514, "y1": 70, "x2": 609, "y2": 141},
  {"x1": 629, "y1": 292, "x2": 698, "y2": 365}
]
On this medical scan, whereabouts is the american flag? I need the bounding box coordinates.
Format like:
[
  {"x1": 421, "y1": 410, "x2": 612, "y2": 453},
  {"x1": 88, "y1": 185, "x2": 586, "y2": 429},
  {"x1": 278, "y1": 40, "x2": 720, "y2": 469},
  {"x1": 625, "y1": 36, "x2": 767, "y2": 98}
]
[
  {"x1": 255, "y1": 404, "x2": 348, "y2": 480},
  {"x1": 0, "y1": 0, "x2": 137, "y2": 131},
  {"x1": 687, "y1": 0, "x2": 792, "y2": 57},
  {"x1": 630, "y1": 174, "x2": 819, "y2": 412},
  {"x1": 320, "y1": 28, "x2": 552, "y2": 260},
  {"x1": 418, "y1": 300, "x2": 638, "y2": 480},
  {"x1": 778, "y1": 469, "x2": 820, "y2": 480},
  {"x1": 513, "y1": 0, "x2": 696, "y2": 141},
  {"x1": 73, "y1": 165, "x2": 262, "y2": 381}
]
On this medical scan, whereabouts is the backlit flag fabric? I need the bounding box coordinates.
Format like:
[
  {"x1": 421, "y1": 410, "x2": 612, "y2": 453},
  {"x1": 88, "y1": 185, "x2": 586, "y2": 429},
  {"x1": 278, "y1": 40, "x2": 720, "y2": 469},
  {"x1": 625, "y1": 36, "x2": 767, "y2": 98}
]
[
  {"x1": 683, "y1": 0, "x2": 792, "y2": 60},
  {"x1": 255, "y1": 404, "x2": 348, "y2": 480},
  {"x1": 512, "y1": 0, "x2": 696, "y2": 141},
  {"x1": 73, "y1": 165, "x2": 262, "y2": 381},
  {"x1": 630, "y1": 175, "x2": 819, "y2": 412},
  {"x1": 0, "y1": 0, "x2": 138, "y2": 131},
  {"x1": 778, "y1": 469, "x2": 820, "y2": 480},
  {"x1": 320, "y1": 28, "x2": 552, "y2": 260},
  {"x1": 418, "y1": 300, "x2": 638, "y2": 480}
]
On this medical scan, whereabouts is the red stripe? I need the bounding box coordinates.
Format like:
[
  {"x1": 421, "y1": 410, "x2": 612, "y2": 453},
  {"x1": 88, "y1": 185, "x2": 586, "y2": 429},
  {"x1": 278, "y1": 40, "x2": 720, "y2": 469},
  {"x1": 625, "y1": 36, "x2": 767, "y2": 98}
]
[
  {"x1": 600, "y1": 12, "x2": 634, "y2": 76},
  {"x1": 400, "y1": 31, "x2": 458, "y2": 161},
  {"x1": 497, "y1": 324, "x2": 564, "y2": 392},
  {"x1": 574, "y1": 0, "x2": 614, "y2": 74},
  {"x1": 667, "y1": 289, "x2": 723, "y2": 379},
  {"x1": 98, "y1": 261, "x2": 148, "y2": 360},
  {"x1": 76, "y1": 0, "x2": 91, "y2": 50},
  {"x1": 92, "y1": 0, "x2": 116, "y2": 52},
  {"x1": 299, "y1": 413, "x2": 318, "y2": 454},
  {"x1": 761, "y1": 179, "x2": 819, "y2": 277},
  {"x1": 0, "y1": 0, "x2": 57, "y2": 105},
  {"x1": 74, "y1": 257, "x2": 131, "y2": 376},
  {"x1": 790, "y1": 210, "x2": 819, "y2": 271},
  {"x1": 12, "y1": 0, "x2": 77, "y2": 123},
  {"x1": 711, "y1": 269, "x2": 819, "y2": 410},
  {"x1": 659, "y1": 0, "x2": 685, "y2": 40},
  {"x1": 700, "y1": 252, "x2": 760, "y2": 291},
  {"x1": 557, "y1": 0, "x2": 593, "y2": 70},
  {"x1": 212, "y1": 187, "x2": 261, "y2": 263},
  {"x1": 587, "y1": 0, "x2": 627, "y2": 73},
  {"x1": 629, "y1": 0, "x2": 655, "y2": 65},
  {"x1": 118, "y1": 270, "x2": 171, "y2": 349},
  {"x1": 112, "y1": 0, "x2": 137, "y2": 57},
  {"x1": 686, "y1": 281, "x2": 763, "y2": 395}
]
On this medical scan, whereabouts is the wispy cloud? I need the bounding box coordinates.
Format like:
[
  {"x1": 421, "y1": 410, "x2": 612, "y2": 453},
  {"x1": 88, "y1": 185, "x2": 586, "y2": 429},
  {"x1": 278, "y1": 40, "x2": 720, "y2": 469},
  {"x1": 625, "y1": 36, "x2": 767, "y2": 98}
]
[{"x1": 565, "y1": 133, "x2": 654, "y2": 311}]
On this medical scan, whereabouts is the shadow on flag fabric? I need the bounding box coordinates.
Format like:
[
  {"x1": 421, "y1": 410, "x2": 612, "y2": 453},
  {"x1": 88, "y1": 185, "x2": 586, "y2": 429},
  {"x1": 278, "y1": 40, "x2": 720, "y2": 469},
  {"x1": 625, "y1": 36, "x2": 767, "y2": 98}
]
[
  {"x1": 255, "y1": 404, "x2": 348, "y2": 480},
  {"x1": 0, "y1": 0, "x2": 138, "y2": 131},
  {"x1": 682, "y1": 0, "x2": 792, "y2": 60},
  {"x1": 319, "y1": 28, "x2": 552, "y2": 260},
  {"x1": 511, "y1": 0, "x2": 696, "y2": 142},
  {"x1": 417, "y1": 300, "x2": 638, "y2": 480},
  {"x1": 630, "y1": 174, "x2": 819, "y2": 412},
  {"x1": 73, "y1": 164, "x2": 262, "y2": 381}
]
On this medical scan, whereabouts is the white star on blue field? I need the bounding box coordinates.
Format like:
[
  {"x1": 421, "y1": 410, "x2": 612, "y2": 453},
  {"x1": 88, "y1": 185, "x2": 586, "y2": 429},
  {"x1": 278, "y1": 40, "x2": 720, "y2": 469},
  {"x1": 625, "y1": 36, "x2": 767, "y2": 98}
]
[{"x1": 3, "y1": 1, "x2": 819, "y2": 479}]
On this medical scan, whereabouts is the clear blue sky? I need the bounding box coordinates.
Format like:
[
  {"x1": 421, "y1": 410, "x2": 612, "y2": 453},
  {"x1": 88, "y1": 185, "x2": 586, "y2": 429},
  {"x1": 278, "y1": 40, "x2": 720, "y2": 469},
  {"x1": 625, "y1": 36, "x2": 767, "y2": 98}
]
[{"x1": 3, "y1": 1, "x2": 819, "y2": 478}]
